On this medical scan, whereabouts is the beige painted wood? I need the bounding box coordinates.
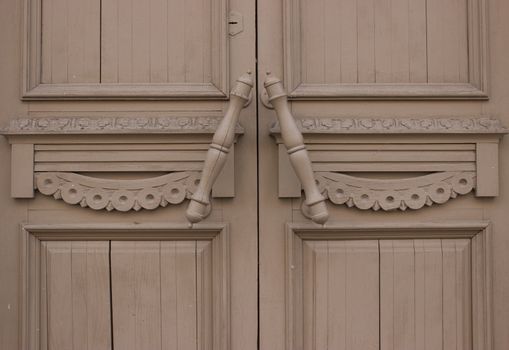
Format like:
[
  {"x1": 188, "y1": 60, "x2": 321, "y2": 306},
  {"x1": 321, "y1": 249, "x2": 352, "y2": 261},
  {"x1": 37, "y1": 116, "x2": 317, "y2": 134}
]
[
  {"x1": 4, "y1": 2, "x2": 509, "y2": 350},
  {"x1": 284, "y1": 223, "x2": 491, "y2": 350},
  {"x1": 42, "y1": 241, "x2": 111, "y2": 350},
  {"x1": 11, "y1": 143, "x2": 34, "y2": 197},
  {"x1": 24, "y1": 0, "x2": 228, "y2": 99},
  {"x1": 476, "y1": 142, "x2": 500, "y2": 196},
  {"x1": 264, "y1": 73, "x2": 328, "y2": 224},
  {"x1": 40, "y1": 0, "x2": 100, "y2": 84},
  {"x1": 101, "y1": 0, "x2": 213, "y2": 84},
  {"x1": 110, "y1": 240, "x2": 215, "y2": 350},
  {"x1": 187, "y1": 73, "x2": 253, "y2": 223},
  {"x1": 283, "y1": 0, "x2": 487, "y2": 98},
  {"x1": 380, "y1": 239, "x2": 472, "y2": 350}
]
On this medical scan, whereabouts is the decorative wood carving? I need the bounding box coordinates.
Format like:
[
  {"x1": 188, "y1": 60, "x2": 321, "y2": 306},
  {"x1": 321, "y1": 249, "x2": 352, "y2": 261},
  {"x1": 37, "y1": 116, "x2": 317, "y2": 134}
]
[
  {"x1": 35, "y1": 171, "x2": 200, "y2": 212},
  {"x1": 5, "y1": 116, "x2": 242, "y2": 134},
  {"x1": 187, "y1": 72, "x2": 254, "y2": 223},
  {"x1": 271, "y1": 117, "x2": 507, "y2": 134},
  {"x1": 271, "y1": 117, "x2": 506, "y2": 210},
  {"x1": 315, "y1": 171, "x2": 475, "y2": 211},
  {"x1": 283, "y1": 0, "x2": 488, "y2": 99},
  {"x1": 264, "y1": 73, "x2": 329, "y2": 224},
  {"x1": 1, "y1": 116, "x2": 243, "y2": 201}
]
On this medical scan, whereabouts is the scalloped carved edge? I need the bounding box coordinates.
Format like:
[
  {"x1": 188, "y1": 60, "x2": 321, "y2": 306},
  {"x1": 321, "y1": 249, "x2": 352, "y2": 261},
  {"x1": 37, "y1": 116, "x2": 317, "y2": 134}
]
[
  {"x1": 35, "y1": 171, "x2": 204, "y2": 212},
  {"x1": 315, "y1": 171, "x2": 476, "y2": 211},
  {"x1": 270, "y1": 117, "x2": 507, "y2": 134},
  {"x1": 2, "y1": 116, "x2": 244, "y2": 135}
]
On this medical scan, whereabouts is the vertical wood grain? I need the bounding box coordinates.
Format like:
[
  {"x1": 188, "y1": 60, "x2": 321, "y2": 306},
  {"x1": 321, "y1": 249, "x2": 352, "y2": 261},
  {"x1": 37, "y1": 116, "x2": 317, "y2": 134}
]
[
  {"x1": 324, "y1": 0, "x2": 342, "y2": 83},
  {"x1": 374, "y1": 0, "x2": 392, "y2": 82},
  {"x1": 313, "y1": 242, "x2": 328, "y2": 350},
  {"x1": 303, "y1": 240, "x2": 379, "y2": 350},
  {"x1": 408, "y1": 0, "x2": 427, "y2": 82},
  {"x1": 41, "y1": 0, "x2": 100, "y2": 83},
  {"x1": 196, "y1": 241, "x2": 213, "y2": 350},
  {"x1": 46, "y1": 241, "x2": 73, "y2": 350},
  {"x1": 112, "y1": 240, "x2": 206, "y2": 350},
  {"x1": 357, "y1": 0, "x2": 375, "y2": 83},
  {"x1": 101, "y1": 0, "x2": 212, "y2": 84},
  {"x1": 297, "y1": 0, "x2": 472, "y2": 86},
  {"x1": 340, "y1": 0, "x2": 358, "y2": 83},
  {"x1": 175, "y1": 241, "x2": 198, "y2": 350},
  {"x1": 131, "y1": 0, "x2": 151, "y2": 82},
  {"x1": 302, "y1": 0, "x2": 325, "y2": 83},
  {"x1": 160, "y1": 242, "x2": 178, "y2": 350},
  {"x1": 44, "y1": 241, "x2": 110, "y2": 350},
  {"x1": 344, "y1": 241, "x2": 379, "y2": 350},
  {"x1": 391, "y1": 0, "x2": 410, "y2": 82},
  {"x1": 111, "y1": 241, "x2": 162, "y2": 350},
  {"x1": 326, "y1": 241, "x2": 346, "y2": 350},
  {"x1": 302, "y1": 241, "x2": 315, "y2": 350},
  {"x1": 423, "y1": 240, "x2": 443, "y2": 350},
  {"x1": 149, "y1": 0, "x2": 168, "y2": 82}
]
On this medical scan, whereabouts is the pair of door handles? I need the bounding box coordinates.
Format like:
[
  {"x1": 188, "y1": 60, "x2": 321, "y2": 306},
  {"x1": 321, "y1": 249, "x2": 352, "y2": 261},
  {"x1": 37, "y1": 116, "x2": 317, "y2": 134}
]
[{"x1": 186, "y1": 72, "x2": 329, "y2": 225}]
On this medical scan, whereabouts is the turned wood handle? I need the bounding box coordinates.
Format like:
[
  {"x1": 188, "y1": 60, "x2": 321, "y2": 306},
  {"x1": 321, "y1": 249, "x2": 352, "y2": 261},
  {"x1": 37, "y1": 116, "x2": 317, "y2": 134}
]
[
  {"x1": 264, "y1": 72, "x2": 329, "y2": 224},
  {"x1": 186, "y1": 72, "x2": 254, "y2": 223}
]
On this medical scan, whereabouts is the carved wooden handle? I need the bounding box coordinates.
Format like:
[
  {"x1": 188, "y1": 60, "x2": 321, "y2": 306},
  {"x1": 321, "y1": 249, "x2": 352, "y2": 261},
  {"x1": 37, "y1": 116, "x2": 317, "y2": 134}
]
[
  {"x1": 264, "y1": 72, "x2": 329, "y2": 224},
  {"x1": 186, "y1": 72, "x2": 254, "y2": 223}
]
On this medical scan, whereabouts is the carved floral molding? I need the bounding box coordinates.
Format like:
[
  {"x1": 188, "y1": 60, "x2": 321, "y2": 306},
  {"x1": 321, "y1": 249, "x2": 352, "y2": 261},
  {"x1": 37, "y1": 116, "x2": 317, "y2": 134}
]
[
  {"x1": 315, "y1": 171, "x2": 476, "y2": 211},
  {"x1": 3, "y1": 116, "x2": 243, "y2": 134},
  {"x1": 35, "y1": 171, "x2": 203, "y2": 212},
  {"x1": 271, "y1": 117, "x2": 507, "y2": 134}
]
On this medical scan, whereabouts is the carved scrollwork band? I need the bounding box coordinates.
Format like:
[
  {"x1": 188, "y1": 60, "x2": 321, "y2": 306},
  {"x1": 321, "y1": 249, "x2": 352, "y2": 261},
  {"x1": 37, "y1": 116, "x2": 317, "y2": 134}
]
[
  {"x1": 4, "y1": 116, "x2": 244, "y2": 134},
  {"x1": 315, "y1": 171, "x2": 476, "y2": 211},
  {"x1": 271, "y1": 117, "x2": 507, "y2": 134},
  {"x1": 35, "y1": 172, "x2": 203, "y2": 212}
]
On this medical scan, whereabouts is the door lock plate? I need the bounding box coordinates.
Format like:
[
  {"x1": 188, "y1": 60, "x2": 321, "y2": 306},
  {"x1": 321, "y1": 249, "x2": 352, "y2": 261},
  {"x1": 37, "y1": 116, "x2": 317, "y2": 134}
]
[{"x1": 229, "y1": 11, "x2": 243, "y2": 36}]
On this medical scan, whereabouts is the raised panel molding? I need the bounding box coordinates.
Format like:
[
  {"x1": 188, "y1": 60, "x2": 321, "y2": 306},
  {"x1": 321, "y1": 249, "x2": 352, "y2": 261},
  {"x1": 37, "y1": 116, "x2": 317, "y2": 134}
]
[
  {"x1": 271, "y1": 117, "x2": 507, "y2": 210},
  {"x1": 284, "y1": 0, "x2": 488, "y2": 99},
  {"x1": 1, "y1": 116, "x2": 242, "y2": 207},
  {"x1": 22, "y1": 0, "x2": 228, "y2": 99},
  {"x1": 285, "y1": 222, "x2": 492, "y2": 350},
  {"x1": 20, "y1": 223, "x2": 230, "y2": 350}
]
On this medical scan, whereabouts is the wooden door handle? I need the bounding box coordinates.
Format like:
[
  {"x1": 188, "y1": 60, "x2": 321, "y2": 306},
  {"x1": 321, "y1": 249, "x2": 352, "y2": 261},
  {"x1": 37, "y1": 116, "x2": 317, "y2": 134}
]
[
  {"x1": 186, "y1": 72, "x2": 254, "y2": 224},
  {"x1": 264, "y1": 73, "x2": 329, "y2": 224}
]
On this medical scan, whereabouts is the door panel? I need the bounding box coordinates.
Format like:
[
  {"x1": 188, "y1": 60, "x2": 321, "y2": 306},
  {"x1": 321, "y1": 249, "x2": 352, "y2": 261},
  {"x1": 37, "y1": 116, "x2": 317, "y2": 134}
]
[
  {"x1": 302, "y1": 241, "x2": 380, "y2": 350},
  {"x1": 42, "y1": 241, "x2": 111, "y2": 350},
  {"x1": 287, "y1": 236, "x2": 476, "y2": 350},
  {"x1": 111, "y1": 241, "x2": 213, "y2": 350}
]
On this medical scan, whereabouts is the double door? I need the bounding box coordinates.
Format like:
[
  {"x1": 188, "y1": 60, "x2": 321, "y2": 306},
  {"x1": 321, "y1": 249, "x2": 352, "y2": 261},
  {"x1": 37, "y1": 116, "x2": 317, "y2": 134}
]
[{"x1": 0, "y1": 0, "x2": 506, "y2": 350}]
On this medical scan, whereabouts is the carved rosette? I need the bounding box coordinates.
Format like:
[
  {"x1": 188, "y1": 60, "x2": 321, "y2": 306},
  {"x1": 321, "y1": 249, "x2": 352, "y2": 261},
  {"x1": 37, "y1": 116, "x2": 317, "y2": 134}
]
[
  {"x1": 35, "y1": 172, "x2": 202, "y2": 212},
  {"x1": 315, "y1": 171, "x2": 476, "y2": 211}
]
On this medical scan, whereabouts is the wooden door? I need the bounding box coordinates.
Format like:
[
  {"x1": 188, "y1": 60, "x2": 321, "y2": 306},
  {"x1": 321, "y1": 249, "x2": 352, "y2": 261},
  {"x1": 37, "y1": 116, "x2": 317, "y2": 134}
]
[
  {"x1": 0, "y1": 0, "x2": 258, "y2": 349},
  {"x1": 257, "y1": 1, "x2": 506, "y2": 350},
  {"x1": 1, "y1": 0, "x2": 509, "y2": 350}
]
